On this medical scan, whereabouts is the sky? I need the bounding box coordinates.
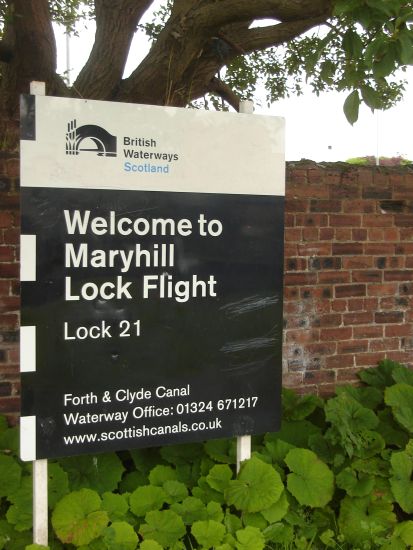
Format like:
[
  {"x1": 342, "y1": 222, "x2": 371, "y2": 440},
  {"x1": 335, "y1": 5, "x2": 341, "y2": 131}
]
[{"x1": 54, "y1": 18, "x2": 413, "y2": 163}]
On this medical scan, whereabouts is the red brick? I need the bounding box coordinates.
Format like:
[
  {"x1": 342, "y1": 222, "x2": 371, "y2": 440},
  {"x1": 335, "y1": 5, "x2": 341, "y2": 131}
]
[
  {"x1": 369, "y1": 338, "x2": 400, "y2": 352},
  {"x1": 285, "y1": 228, "x2": 301, "y2": 241},
  {"x1": 2, "y1": 229, "x2": 19, "y2": 245},
  {"x1": 0, "y1": 212, "x2": 14, "y2": 229},
  {"x1": 320, "y1": 327, "x2": 352, "y2": 341},
  {"x1": 295, "y1": 214, "x2": 328, "y2": 227},
  {"x1": 384, "y1": 270, "x2": 413, "y2": 282},
  {"x1": 313, "y1": 314, "x2": 342, "y2": 327},
  {"x1": 335, "y1": 228, "x2": 352, "y2": 241},
  {"x1": 343, "y1": 256, "x2": 374, "y2": 269},
  {"x1": 0, "y1": 397, "x2": 20, "y2": 413},
  {"x1": 331, "y1": 299, "x2": 347, "y2": 312},
  {"x1": 352, "y1": 270, "x2": 382, "y2": 283},
  {"x1": 285, "y1": 331, "x2": 320, "y2": 347},
  {"x1": 336, "y1": 367, "x2": 364, "y2": 381},
  {"x1": 0, "y1": 281, "x2": 11, "y2": 296},
  {"x1": 326, "y1": 354, "x2": 355, "y2": 368},
  {"x1": 335, "y1": 284, "x2": 366, "y2": 298},
  {"x1": 332, "y1": 242, "x2": 363, "y2": 255},
  {"x1": 301, "y1": 287, "x2": 333, "y2": 299},
  {"x1": 364, "y1": 213, "x2": 394, "y2": 227},
  {"x1": 355, "y1": 352, "x2": 386, "y2": 366},
  {"x1": 383, "y1": 227, "x2": 400, "y2": 241},
  {"x1": 352, "y1": 228, "x2": 368, "y2": 241},
  {"x1": 343, "y1": 200, "x2": 375, "y2": 214},
  {"x1": 289, "y1": 183, "x2": 329, "y2": 199},
  {"x1": 396, "y1": 244, "x2": 413, "y2": 254},
  {"x1": 284, "y1": 287, "x2": 300, "y2": 301},
  {"x1": 308, "y1": 168, "x2": 324, "y2": 183},
  {"x1": 284, "y1": 272, "x2": 317, "y2": 286},
  {"x1": 343, "y1": 312, "x2": 374, "y2": 325},
  {"x1": 347, "y1": 297, "x2": 378, "y2": 311},
  {"x1": 318, "y1": 271, "x2": 350, "y2": 284},
  {"x1": 368, "y1": 283, "x2": 398, "y2": 296},
  {"x1": 0, "y1": 246, "x2": 14, "y2": 261},
  {"x1": 282, "y1": 372, "x2": 304, "y2": 387},
  {"x1": 298, "y1": 243, "x2": 332, "y2": 256},
  {"x1": 400, "y1": 283, "x2": 413, "y2": 295},
  {"x1": 375, "y1": 311, "x2": 404, "y2": 324},
  {"x1": 310, "y1": 200, "x2": 341, "y2": 213},
  {"x1": 302, "y1": 227, "x2": 319, "y2": 241},
  {"x1": 338, "y1": 340, "x2": 369, "y2": 354},
  {"x1": 329, "y1": 181, "x2": 360, "y2": 199},
  {"x1": 0, "y1": 264, "x2": 18, "y2": 278},
  {"x1": 284, "y1": 213, "x2": 295, "y2": 227},
  {"x1": 330, "y1": 214, "x2": 361, "y2": 226},
  {"x1": 0, "y1": 314, "x2": 18, "y2": 329},
  {"x1": 285, "y1": 257, "x2": 307, "y2": 271},
  {"x1": 400, "y1": 227, "x2": 413, "y2": 240},
  {"x1": 353, "y1": 325, "x2": 383, "y2": 338},
  {"x1": 304, "y1": 370, "x2": 336, "y2": 384},
  {"x1": 6, "y1": 159, "x2": 19, "y2": 178},
  {"x1": 319, "y1": 228, "x2": 334, "y2": 240},
  {"x1": 376, "y1": 256, "x2": 405, "y2": 269},
  {"x1": 407, "y1": 258, "x2": 413, "y2": 268},
  {"x1": 385, "y1": 324, "x2": 413, "y2": 337},
  {"x1": 395, "y1": 214, "x2": 413, "y2": 227},
  {"x1": 304, "y1": 342, "x2": 337, "y2": 355},
  {"x1": 285, "y1": 199, "x2": 309, "y2": 212},
  {"x1": 386, "y1": 350, "x2": 413, "y2": 364},
  {"x1": 368, "y1": 228, "x2": 384, "y2": 241}
]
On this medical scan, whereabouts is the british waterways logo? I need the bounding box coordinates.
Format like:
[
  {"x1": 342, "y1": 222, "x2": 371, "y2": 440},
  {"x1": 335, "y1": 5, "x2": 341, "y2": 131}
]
[{"x1": 66, "y1": 119, "x2": 117, "y2": 157}]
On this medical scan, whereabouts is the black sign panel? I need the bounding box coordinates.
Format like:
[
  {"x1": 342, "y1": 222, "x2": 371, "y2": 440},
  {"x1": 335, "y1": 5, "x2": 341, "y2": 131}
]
[{"x1": 20, "y1": 96, "x2": 285, "y2": 459}]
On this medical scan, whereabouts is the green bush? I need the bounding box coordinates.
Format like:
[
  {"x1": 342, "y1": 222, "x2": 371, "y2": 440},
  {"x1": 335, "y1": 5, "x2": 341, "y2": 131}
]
[{"x1": 1, "y1": 359, "x2": 413, "y2": 549}]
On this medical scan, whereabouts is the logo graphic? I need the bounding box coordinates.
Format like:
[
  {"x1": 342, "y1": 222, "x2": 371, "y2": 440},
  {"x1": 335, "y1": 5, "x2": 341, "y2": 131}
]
[{"x1": 66, "y1": 119, "x2": 117, "y2": 157}]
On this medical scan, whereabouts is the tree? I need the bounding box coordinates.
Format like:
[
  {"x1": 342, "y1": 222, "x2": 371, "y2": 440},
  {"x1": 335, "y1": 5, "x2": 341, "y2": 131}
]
[{"x1": 0, "y1": 0, "x2": 413, "y2": 142}]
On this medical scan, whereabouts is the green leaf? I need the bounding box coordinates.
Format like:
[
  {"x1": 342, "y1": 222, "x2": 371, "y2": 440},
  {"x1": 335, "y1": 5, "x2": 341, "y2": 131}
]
[
  {"x1": 139, "y1": 510, "x2": 186, "y2": 547},
  {"x1": 241, "y1": 512, "x2": 267, "y2": 530},
  {"x1": 377, "y1": 408, "x2": 409, "y2": 448},
  {"x1": 390, "y1": 449, "x2": 413, "y2": 513},
  {"x1": 261, "y1": 491, "x2": 289, "y2": 523},
  {"x1": 264, "y1": 436, "x2": 294, "y2": 464},
  {"x1": 59, "y1": 453, "x2": 125, "y2": 493},
  {"x1": 267, "y1": 420, "x2": 320, "y2": 448},
  {"x1": 361, "y1": 85, "x2": 382, "y2": 111},
  {"x1": 343, "y1": 90, "x2": 360, "y2": 124},
  {"x1": 392, "y1": 364, "x2": 413, "y2": 385},
  {"x1": 25, "y1": 545, "x2": 50, "y2": 550},
  {"x1": 206, "y1": 464, "x2": 233, "y2": 492},
  {"x1": 48, "y1": 463, "x2": 69, "y2": 509},
  {"x1": 225, "y1": 457, "x2": 283, "y2": 512},
  {"x1": 206, "y1": 501, "x2": 224, "y2": 522},
  {"x1": 336, "y1": 467, "x2": 375, "y2": 497},
  {"x1": 385, "y1": 383, "x2": 413, "y2": 432},
  {"x1": 398, "y1": 31, "x2": 413, "y2": 65},
  {"x1": 6, "y1": 476, "x2": 32, "y2": 532},
  {"x1": 281, "y1": 388, "x2": 321, "y2": 421},
  {"x1": 129, "y1": 485, "x2": 166, "y2": 517},
  {"x1": 338, "y1": 495, "x2": 396, "y2": 546},
  {"x1": 193, "y1": 475, "x2": 225, "y2": 504},
  {"x1": 373, "y1": 47, "x2": 396, "y2": 79},
  {"x1": 342, "y1": 29, "x2": 364, "y2": 58},
  {"x1": 191, "y1": 520, "x2": 226, "y2": 547},
  {"x1": 235, "y1": 526, "x2": 265, "y2": 550},
  {"x1": 285, "y1": 448, "x2": 334, "y2": 508},
  {"x1": 160, "y1": 443, "x2": 204, "y2": 466},
  {"x1": 263, "y1": 522, "x2": 294, "y2": 544},
  {"x1": 0, "y1": 454, "x2": 21, "y2": 498},
  {"x1": 148, "y1": 465, "x2": 177, "y2": 486},
  {"x1": 394, "y1": 521, "x2": 413, "y2": 545},
  {"x1": 0, "y1": 426, "x2": 19, "y2": 454},
  {"x1": 336, "y1": 385, "x2": 382, "y2": 410},
  {"x1": 170, "y1": 497, "x2": 207, "y2": 524},
  {"x1": 140, "y1": 541, "x2": 163, "y2": 550},
  {"x1": 51, "y1": 488, "x2": 108, "y2": 546},
  {"x1": 359, "y1": 361, "x2": 395, "y2": 388},
  {"x1": 103, "y1": 521, "x2": 138, "y2": 550},
  {"x1": 163, "y1": 480, "x2": 188, "y2": 504},
  {"x1": 204, "y1": 439, "x2": 236, "y2": 464},
  {"x1": 119, "y1": 471, "x2": 147, "y2": 493},
  {"x1": 101, "y1": 492, "x2": 129, "y2": 521}
]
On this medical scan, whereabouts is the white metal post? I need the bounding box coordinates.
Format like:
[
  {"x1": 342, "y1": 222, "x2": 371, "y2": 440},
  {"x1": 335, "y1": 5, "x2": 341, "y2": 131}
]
[
  {"x1": 29, "y1": 80, "x2": 48, "y2": 546},
  {"x1": 235, "y1": 99, "x2": 254, "y2": 473}
]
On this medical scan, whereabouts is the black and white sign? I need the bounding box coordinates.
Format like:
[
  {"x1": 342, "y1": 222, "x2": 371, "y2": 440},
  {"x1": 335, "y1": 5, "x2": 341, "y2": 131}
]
[{"x1": 20, "y1": 95, "x2": 285, "y2": 460}]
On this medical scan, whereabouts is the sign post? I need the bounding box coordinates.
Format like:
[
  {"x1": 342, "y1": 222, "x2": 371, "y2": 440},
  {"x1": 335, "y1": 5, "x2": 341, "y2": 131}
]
[{"x1": 20, "y1": 95, "x2": 284, "y2": 470}]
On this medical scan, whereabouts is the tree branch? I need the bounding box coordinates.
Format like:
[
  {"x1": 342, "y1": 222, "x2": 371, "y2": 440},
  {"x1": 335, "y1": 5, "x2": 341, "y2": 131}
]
[
  {"x1": 196, "y1": 0, "x2": 332, "y2": 28},
  {"x1": 208, "y1": 77, "x2": 240, "y2": 111},
  {"x1": 74, "y1": 0, "x2": 154, "y2": 99},
  {"x1": 232, "y1": 16, "x2": 329, "y2": 53}
]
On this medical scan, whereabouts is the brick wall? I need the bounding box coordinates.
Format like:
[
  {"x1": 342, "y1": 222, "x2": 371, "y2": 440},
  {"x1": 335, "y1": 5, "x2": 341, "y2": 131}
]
[
  {"x1": 0, "y1": 148, "x2": 20, "y2": 423},
  {"x1": 283, "y1": 161, "x2": 413, "y2": 395},
  {"x1": 0, "y1": 158, "x2": 413, "y2": 419}
]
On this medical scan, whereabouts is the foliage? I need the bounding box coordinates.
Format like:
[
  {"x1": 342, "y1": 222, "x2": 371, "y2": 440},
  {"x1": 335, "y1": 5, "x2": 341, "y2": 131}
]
[
  {"x1": 346, "y1": 155, "x2": 413, "y2": 165},
  {"x1": 1, "y1": 359, "x2": 413, "y2": 548}
]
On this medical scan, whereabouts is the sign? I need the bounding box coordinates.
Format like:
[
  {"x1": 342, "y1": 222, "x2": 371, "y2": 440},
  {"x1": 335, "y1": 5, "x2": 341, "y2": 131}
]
[{"x1": 20, "y1": 95, "x2": 285, "y2": 460}]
